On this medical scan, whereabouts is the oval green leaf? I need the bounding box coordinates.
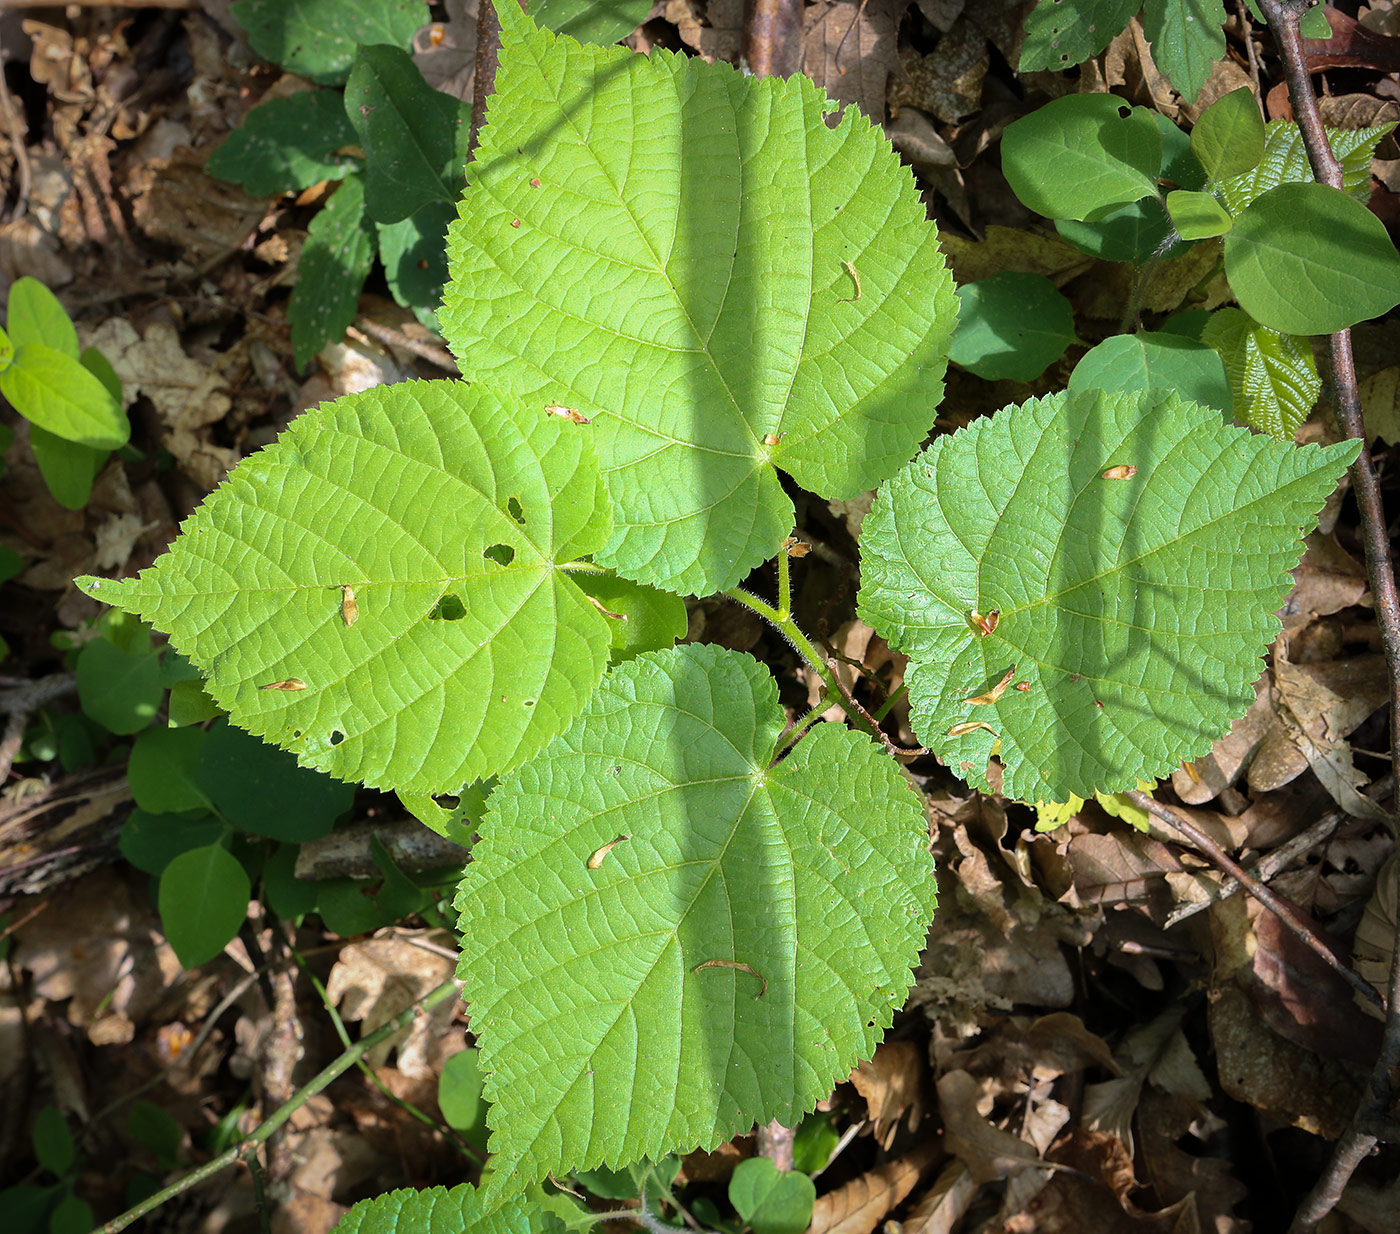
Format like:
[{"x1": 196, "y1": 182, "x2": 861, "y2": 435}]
[
  {"x1": 857, "y1": 388, "x2": 1359, "y2": 804},
  {"x1": 158, "y1": 842, "x2": 251, "y2": 968},
  {"x1": 75, "y1": 637, "x2": 163, "y2": 734},
  {"x1": 1068, "y1": 332, "x2": 1232, "y2": 416},
  {"x1": 0, "y1": 344, "x2": 129, "y2": 450},
  {"x1": 948, "y1": 272, "x2": 1078, "y2": 382},
  {"x1": 729, "y1": 1158, "x2": 816, "y2": 1234},
  {"x1": 230, "y1": 0, "x2": 429, "y2": 85},
  {"x1": 456, "y1": 644, "x2": 936, "y2": 1199},
  {"x1": 1165, "y1": 189, "x2": 1232, "y2": 240},
  {"x1": 7, "y1": 278, "x2": 79, "y2": 357},
  {"x1": 1224, "y1": 181, "x2": 1400, "y2": 335},
  {"x1": 29, "y1": 424, "x2": 107, "y2": 510},
  {"x1": 443, "y1": 1, "x2": 956, "y2": 596},
  {"x1": 1190, "y1": 86, "x2": 1264, "y2": 183},
  {"x1": 77, "y1": 380, "x2": 616, "y2": 794},
  {"x1": 1001, "y1": 94, "x2": 1162, "y2": 222}
]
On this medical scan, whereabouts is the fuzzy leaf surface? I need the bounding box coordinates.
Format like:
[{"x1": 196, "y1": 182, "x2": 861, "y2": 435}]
[
  {"x1": 1201, "y1": 308, "x2": 1319, "y2": 439},
  {"x1": 456, "y1": 644, "x2": 936, "y2": 1199},
  {"x1": 442, "y1": 2, "x2": 956, "y2": 595},
  {"x1": 858, "y1": 389, "x2": 1359, "y2": 803},
  {"x1": 76, "y1": 380, "x2": 614, "y2": 794},
  {"x1": 1217, "y1": 120, "x2": 1394, "y2": 215}
]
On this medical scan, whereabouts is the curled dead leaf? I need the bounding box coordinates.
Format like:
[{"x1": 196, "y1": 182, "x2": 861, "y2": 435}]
[
  {"x1": 586, "y1": 835, "x2": 628, "y2": 869},
  {"x1": 262, "y1": 678, "x2": 307, "y2": 691},
  {"x1": 966, "y1": 666, "x2": 1015, "y2": 706},
  {"x1": 341, "y1": 585, "x2": 359, "y2": 627},
  {"x1": 1101, "y1": 465, "x2": 1137, "y2": 480}
]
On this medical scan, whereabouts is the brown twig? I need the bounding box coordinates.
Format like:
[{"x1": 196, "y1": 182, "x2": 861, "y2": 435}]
[
  {"x1": 825, "y1": 658, "x2": 929, "y2": 761},
  {"x1": 349, "y1": 318, "x2": 458, "y2": 373},
  {"x1": 1251, "y1": 1, "x2": 1400, "y2": 1225},
  {"x1": 743, "y1": 0, "x2": 805, "y2": 79},
  {"x1": 756, "y1": 1119, "x2": 796, "y2": 1171},
  {"x1": 469, "y1": 0, "x2": 529, "y2": 161},
  {"x1": 1126, "y1": 791, "x2": 1383, "y2": 1012}
]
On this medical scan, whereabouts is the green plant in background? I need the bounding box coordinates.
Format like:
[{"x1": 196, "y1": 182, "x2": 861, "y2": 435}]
[
  {"x1": 955, "y1": 85, "x2": 1399, "y2": 442},
  {"x1": 210, "y1": 0, "x2": 655, "y2": 366},
  {"x1": 0, "y1": 277, "x2": 128, "y2": 509},
  {"x1": 73, "y1": 3, "x2": 1374, "y2": 1226}
]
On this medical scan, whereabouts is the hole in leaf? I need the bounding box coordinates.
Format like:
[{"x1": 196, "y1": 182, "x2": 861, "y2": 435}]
[
  {"x1": 524, "y1": 699, "x2": 535, "y2": 707},
  {"x1": 429, "y1": 593, "x2": 467, "y2": 621},
  {"x1": 293, "y1": 730, "x2": 302, "y2": 738},
  {"x1": 507, "y1": 496, "x2": 525, "y2": 524},
  {"x1": 483, "y1": 543, "x2": 515, "y2": 567},
  {"x1": 330, "y1": 730, "x2": 345, "y2": 746},
  {"x1": 433, "y1": 793, "x2": 460, "y2": 809},
  {"x1": 1117, "y1": 104, "x2": 1131, "y2": 118}
]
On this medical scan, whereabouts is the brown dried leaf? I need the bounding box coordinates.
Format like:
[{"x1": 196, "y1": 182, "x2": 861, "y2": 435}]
[
  {"x1": 938, "y1": 224, "x2": 1093, "y2": 287},
  {"x1": 1135, "y1": 1088, "x2": 1247, "y2": 1225},
  {"x1": 1172, "y1": 673, "x2": 1272, "y2": 805},
  {"x1": 850, "y1": 1039, "x2": 928, "y2": 1149},
  {"x1": 900, "y1": 1161, "x2": 976, "y2": 1234},
  {"x1": 804, "y1": 0, "x2": 906, "y2": 122},
  {"x1": 325, "y1": 931, "x2": 458, "y2": 1076},
  {"x1": 1355, "y1": 850, "x2": 1398, "y2": 1015},
  {"x1": 809, "y1": 1142, "x2": 940, "y2": 1234},
  {"x1": 936, "y1": 1069, "x2": 1071, "y2": 1185},
  {"x1": 666, "y1": 0, "x2": 743, "y2": 63},
  {"x1": 890, "y1": 19, "x2": 987, "y2": 124}
]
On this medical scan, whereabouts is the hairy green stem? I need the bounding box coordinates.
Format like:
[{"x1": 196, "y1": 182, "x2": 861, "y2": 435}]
[
  {"x1": 93, "y1": 979, "x2": 462, "y2": 1234},
  {"x1": 724, "y1": 577, "x2": 880, "y2": 743}
]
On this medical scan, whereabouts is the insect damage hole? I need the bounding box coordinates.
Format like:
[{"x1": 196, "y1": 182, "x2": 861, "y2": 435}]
[
  {"x1": 329, "y1": 729, "x2": 345, "y2": 746},
  {"x1": 506, "y1": 497, "x2": 525, "y2": 524},
  {"x1": 483, "y1": 544, "x2": 515, "y2": 567},
  {"x1": 428, "y1": 594, "x2": 466, "y2": 621}
]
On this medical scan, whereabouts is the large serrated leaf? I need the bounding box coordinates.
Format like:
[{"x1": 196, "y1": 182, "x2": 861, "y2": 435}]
[
  {"x1": 205, "y1": 91, "x2": 359, "y2": 194},
  {"x1": 231, "y1": 0, "x2": 430, "y2": 85},
  {"x1": 331, "y1": 1184, "x2": 542, "y2": 1234},
  {"x1": 456, "y1": 644, "x2": 936, "y2": 1199},
  {"x1": 76, "y1": 380, "x2": 616, "y2": 794},
  {"x1": 442, "y1": 1, "x2": 956, "y2": 596},
  {"x1": 1142, "y1": 0, "x2": 1226, "y2": 104},
  {"x1": 1217, "y1": 119, "x2": 1394, "y2": 215},
  {"x1": 1201, "y1": 308, "x2": 1319, "y2": 439},
  {"x1": 1019, "y1": 0, "x2": 1138, "y2": 73},
  {"x1": 857, "y1": 388, "x2": 1358, "y2": 804}
]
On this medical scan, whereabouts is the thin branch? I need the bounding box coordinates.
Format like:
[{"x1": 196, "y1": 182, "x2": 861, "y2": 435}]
[
  {"x1": 1126, "y1": 791, "x2": 1382, "y2": 1012},
  {"x1": 1252, "y1": 1, "x2": 1400, "y2": 1226},
  {"x1": 756, "y1": 1119, "x2": 795, "y2": 1171},
  {"x1": 743, "y1": 0, "x2": 804, "y2": 78},
  {"x1": 94, "y1": 979, "x2": 462, "y2": 1234}
]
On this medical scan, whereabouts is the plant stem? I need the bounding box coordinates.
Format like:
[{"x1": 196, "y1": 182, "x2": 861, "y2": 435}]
[
  {"x1": 724, "y1": 580, "x2": 880, "y2": 742},
  {"x1": 1254, "y1": 1, "x2": 1400, "y2": 1226},
  {"x1": 93, "y1": 979, "x2": 462, "y2": 1234}
]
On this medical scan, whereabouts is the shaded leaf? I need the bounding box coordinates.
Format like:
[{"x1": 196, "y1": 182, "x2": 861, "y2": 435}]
[
  {"x1": 206, "y1": 91, "x2": 359, "y2": 194},
  {"x1": 288, "y1": 173, "x2": 376, "y2": 368},
  {"x1": 1019, "y1": 0, "x2": 1137, "y2": 73},
  {"x1": 158, "y1": 843, "x2": 251, "y2": 968},
  {"x1": 948, "y1": 273, "x2": 1077, "y2": 382},
  {"x1": 1141, "y1": 0, "x2": 1226, "y2": 104},
  {"x1": 1068, "y1": 332, "x2": 1231, "y2": 416},
  {"x1": 231, "y1": 0, "x2": 430, "y2": 85},
  {"x1": 532, "y1": 0, "x2": 654, "y2": 45},
  {"x1": 730, "y1": 1158, "x2": 816, "y2": 1234}
]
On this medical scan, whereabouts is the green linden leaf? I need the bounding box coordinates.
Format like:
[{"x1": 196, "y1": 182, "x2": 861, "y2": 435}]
[
  {"x1": 1019, "y1": 0, "x2": 1138, "y2": 73},
  {"x1": 205, "y1": 91, "x2": 359, "y2": 194},
  {"x1": 344, "y1": 45, "x2": 464, "y2": 225},
  {"x1": 331, "y1": 1186, "x2": 543, "y2": 1234},
  {"x1": 1217, "y1": 119, "x2": 1395, "y2": 216},
  {"x1": 532, "y1": 0, "x2": 653, "y2": 46},
  {"x1": 288, "y1": 173, "x2": 376, "y2": 369},
  {"x1": 948, "y1": 272, "x2": 1078, "y2": 383},
  {"x1": 1190, "y1": 86, "x2": 1264, "y2": 183},
  {"x1": 442, "y1": 0, "x2": 956, "y2": 596},
  {"x1": 1068, "y1": 332, "x2": 1232, "y2": 417},
  {"x1": 1165, "y1": 189, "x2": 1232, "y2": 240},
  {"x1": 857, "y1": 388, "x2": 1359, "y2": 804},
  {"x1": 1000, "y1": 94, "x2": 1162, "y2": 222},
  {"x1": 1224, "y1": 182, "x2": 1400, "y2": 335},
  {"x1": 231, "y1": 0, "x2": 429, "y2": 86},
  {"x1": 75, "y1": 379, "x2": 616, "y2": 795},
  {"x1": 456, "y1": 644, "x2": 936, "y2": 1200},
  {"x1": 1142, "y1": 0, "x2": 1226, "y2": 105},
  {"x1": 1201, "y1": 307, "x2": 1320, "y2": 439}
]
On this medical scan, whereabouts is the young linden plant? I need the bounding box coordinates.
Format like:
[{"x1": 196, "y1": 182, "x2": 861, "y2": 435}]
[{"x1": 75, "y1": 2, "x2": 1360, "y2": 1226}]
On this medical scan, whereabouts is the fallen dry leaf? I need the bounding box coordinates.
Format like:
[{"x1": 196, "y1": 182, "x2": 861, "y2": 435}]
[
  {"x1": 804, "y1": 0, "x2": 906, "y2": 121},
  {"x1": 808, "y1": 1141, "x2": 940, "y2": 1234},
  {"x1": 900, "y1": 1161, "x2": 976, "y2": 1234},
  {"x1": 936, "y1": 1069, "x2": 1070, "y2": 1185},
  {"x1": 851, "y1": 1039, "x2": 928, "y2": 1149}
]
